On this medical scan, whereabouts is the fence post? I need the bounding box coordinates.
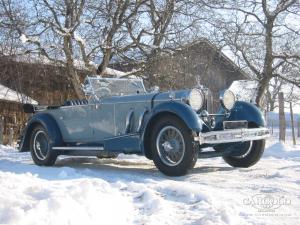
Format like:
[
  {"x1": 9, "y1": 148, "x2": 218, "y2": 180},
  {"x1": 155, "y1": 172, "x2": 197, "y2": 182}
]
[
  {"x1": 8, "y1": 127, "x2": 14, "y2": 146},
  {"x1": 278, "y1": 92, "x2": 286, "y2": 142},
  {"x1": 290, "y1": 102, "x2": 296, "y2": 145},
  {"x1": 0, "y1": 117, "x2": 3, "y2": 145},
  {"x1": 298, "y1": 119, "x2": 300, "y2": 138}
]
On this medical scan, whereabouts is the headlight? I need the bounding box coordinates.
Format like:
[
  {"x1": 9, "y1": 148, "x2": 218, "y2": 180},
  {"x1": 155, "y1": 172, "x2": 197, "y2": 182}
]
[
  {"x1": 188, "y1": 89, "x2": 204, "y2": 111},
  {"x1": 220, "y1": 89, "x2": 236, "y2": 110}
]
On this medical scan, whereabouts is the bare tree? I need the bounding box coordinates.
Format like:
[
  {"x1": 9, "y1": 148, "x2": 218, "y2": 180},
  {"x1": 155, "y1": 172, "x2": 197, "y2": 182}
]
[
  {"x1": 125, "y1": 0, "x2": 208, "y2": 85},
  {"x1": 1, "y1": 0, "x2": 149, "y2": 98},
  {"x1": 197, "y1": 0, "x2": 300, "y2": 107},
  {"x1": 266, "y1": 76, "x2": 300, "y2": 111},
  {"x1": 2, "y1": 0, "x2": 210, "y2": 96},
  {"x1": 1, "y1": 0, "x2": 89, "y2": 98},
  {"x1": 266, "y1": 77, "x2": 283, "y2": 111}
]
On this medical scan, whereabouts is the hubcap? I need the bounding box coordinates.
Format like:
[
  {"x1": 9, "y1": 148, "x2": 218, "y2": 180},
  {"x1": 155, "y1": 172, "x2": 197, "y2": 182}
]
[
  {"x1": 33, "y1": 130, "x2": 49, "y2": 160},
  {"x1": 156, "y1": 126, "x2": 185, "y2": 166}
]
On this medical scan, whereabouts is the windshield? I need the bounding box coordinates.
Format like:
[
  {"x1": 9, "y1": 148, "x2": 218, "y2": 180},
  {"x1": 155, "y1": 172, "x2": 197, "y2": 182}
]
[{"x1": 83, "y1": 77, "x2": 146, "y2": 99}]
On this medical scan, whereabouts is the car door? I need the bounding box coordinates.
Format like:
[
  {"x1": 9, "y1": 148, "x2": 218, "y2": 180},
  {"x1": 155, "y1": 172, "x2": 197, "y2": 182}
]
[
  {"x1": 90, "y1": 102, "x2": 116, "y2": 141},
  {"x1": 53, "y1": 105, "x2": 93, "y2": 142}
]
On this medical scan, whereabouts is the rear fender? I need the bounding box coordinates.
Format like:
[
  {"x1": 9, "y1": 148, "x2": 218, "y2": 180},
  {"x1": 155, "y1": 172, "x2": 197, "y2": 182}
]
[{"x1": 19, "y1": 113, "x2": 63, "y2": 152}]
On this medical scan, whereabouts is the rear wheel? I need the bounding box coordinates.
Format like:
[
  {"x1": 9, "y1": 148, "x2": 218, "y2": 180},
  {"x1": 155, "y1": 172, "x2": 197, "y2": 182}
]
[
  {"x1": 30, "y1": 125, "x2": 58, "y2": 166},
  {"x1": 222, "y1": 139, "x2": 265, "y2": 168},
  {"x1": 150, "y1": 115, "x2": 198, "y2": 176}
]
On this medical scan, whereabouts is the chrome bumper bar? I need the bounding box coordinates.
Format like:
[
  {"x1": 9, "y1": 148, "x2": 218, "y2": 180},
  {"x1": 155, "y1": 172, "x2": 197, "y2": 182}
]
[{"x1": 194, "y1": 128, "x2": 270, "y2": 145}]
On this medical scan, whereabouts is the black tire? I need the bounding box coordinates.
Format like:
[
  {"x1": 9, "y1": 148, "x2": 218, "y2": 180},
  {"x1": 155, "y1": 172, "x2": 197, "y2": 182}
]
[
  {"x1": 150, "y1": 115, "x2": 198, "y2": 176},
  {"x1": 222, "y1": 139, "x2": 265, "y2": 168},
  {"x1": 30, "y1": 125, "x2": 58, "y2": 166}
]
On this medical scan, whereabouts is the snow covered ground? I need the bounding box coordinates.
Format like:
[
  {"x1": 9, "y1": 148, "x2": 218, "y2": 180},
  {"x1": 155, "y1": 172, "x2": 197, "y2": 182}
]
[{"x1": 0, "y1": 136, "x2": 299, "y2": 225}]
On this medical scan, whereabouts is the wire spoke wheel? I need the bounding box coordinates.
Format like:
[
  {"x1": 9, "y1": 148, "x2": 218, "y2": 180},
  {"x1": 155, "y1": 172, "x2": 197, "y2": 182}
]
[
  {"x1": 151, "y1": 115, "x2": 198, "y2": 176},
  {"x1": 33, "y1": 130, "x2": 49, "y2": 160},
  {"x1": 156, "y1": 126, "x2": 185, "y2": 167},
  {"x1": 30, "y1": 125, "x2": 58, "y2": 166}
]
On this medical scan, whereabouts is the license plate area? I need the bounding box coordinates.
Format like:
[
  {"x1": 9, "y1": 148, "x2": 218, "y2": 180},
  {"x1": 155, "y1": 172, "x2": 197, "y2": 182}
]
[{"x1": 223, "y1": 120, "x2": 248, "y2": 130}]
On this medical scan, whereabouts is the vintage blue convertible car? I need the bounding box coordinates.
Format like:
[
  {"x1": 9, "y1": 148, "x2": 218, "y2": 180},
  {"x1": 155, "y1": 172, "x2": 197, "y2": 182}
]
[{"x1": 19, "y1": 76, "x2": 269, "y2": 176}]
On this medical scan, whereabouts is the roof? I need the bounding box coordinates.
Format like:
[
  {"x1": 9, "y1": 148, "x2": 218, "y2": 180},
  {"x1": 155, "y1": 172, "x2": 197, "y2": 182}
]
[
  {"x1": 1, "y1": 55, "x2": 130, "y2": 78},
  {"x1": 0, "y1": 83, "x2": 38, "y2": 105}
]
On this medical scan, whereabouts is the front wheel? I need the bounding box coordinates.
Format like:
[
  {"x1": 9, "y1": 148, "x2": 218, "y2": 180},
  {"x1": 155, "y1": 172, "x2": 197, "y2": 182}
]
[
  {"x1": 222, "y1": 139, "x2": 265, "y2": 168},
  {"x1": 30, "y1": 125, "x2": 58, "y2": 166},
  {"x1": 150, "y1": 115, "x2": 198, "y2": 176}
]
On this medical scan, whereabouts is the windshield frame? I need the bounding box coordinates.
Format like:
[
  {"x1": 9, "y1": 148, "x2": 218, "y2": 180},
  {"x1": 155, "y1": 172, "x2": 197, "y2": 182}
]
[{"x1": 83, "y1": 76, "x2": 147, "y2": 100}]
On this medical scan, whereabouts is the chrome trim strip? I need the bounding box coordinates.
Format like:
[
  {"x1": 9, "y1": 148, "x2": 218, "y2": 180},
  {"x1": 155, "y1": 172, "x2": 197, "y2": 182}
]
[
  {"x1": 52, "y1": 146, "x2": 104, "y2": 151},
  {"x1": 195, "y1": 128, "x2": 270, "y2": 145},
  {"x1": 125, "y1": 109, "x2": 134, "y2": 133},
  {"x1": 101, "y1": 133, "x2": 138, "y2": 140},
  {"x1": 137, "y1": 109, "x2": 148, "y2": 132}
]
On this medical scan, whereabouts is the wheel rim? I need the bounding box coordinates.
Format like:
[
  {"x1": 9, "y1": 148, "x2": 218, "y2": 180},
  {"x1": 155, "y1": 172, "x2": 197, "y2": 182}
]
[
  {"x1": 156, "y1": 126, "x2": 185, "y2": 166},
  {"x1": 231, "y1": 141, "x2": 253, "y2": 158},
  {"x1": 33, "y1": 130, "x2": 49, "y2": 160}
]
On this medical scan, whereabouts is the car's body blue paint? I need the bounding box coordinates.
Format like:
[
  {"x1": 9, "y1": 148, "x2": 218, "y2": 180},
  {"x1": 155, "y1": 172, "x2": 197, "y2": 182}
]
[
  {"x1": 150, "y1": 101, "x2": 203, "y2": 132},
  {"x1": 19, "y1": 87, "x2": 266, "y2": 157},
  {"x1": 228, "y1": 101, "x2": 266, "y2": 127},
  {"x1": 104, "y1": 134, "x2": 141, "y2": 153},
  {"x1": 214, "y1": 101, "x2": 265, "y2": 131},
  {"x1": 139, "y1": 100, "x2": 203, "y2": 157}
]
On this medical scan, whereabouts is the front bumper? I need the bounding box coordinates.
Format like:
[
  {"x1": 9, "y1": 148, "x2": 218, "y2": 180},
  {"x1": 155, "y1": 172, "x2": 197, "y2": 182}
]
[{"x1": 194, "y1": 128, "x2": 270, "y2": 145}]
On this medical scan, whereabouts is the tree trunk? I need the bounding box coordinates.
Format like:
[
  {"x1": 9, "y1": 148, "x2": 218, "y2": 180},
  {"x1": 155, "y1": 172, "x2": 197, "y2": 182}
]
[
  {"x1": 290, "y1": 102, "x2": 296, "y2": 145},
  {"x1": 97, "y1": 47, "x2": 112, "y2": 75},
  {"x1": 278, "y1": 92, "x2": 286, "y2": 142},
  {"x1": 269, "y1": 100, "x2": 275, "y2": 111},
  {"x1": 256, "y1": 17, "x2": 274, "y2": 108},
  {"x1": 69, "y1": 68, "x2": 84, "y2": 99},
  {"x1": 0, "y1": 117, "x2": 3, "y2": 145},
  {"x1": 256, "y1": 76, "x2": 272, "y2": 107},
  {"x1": 63, "y1": 36, "x2": 84, "y2": 99}
]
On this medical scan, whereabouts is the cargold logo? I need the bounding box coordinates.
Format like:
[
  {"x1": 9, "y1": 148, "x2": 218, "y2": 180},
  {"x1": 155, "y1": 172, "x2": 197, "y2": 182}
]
[{"x1": 243, "y1": 194, "x2": 291, "y2": 212}]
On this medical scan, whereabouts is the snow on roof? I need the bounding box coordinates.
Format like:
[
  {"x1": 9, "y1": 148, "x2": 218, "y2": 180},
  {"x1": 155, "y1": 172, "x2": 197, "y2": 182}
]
[
  {"x1": 102, "y1": 67, "x2": 127, "y2": 77},
  {"x1": 5, "y1": 55, "x2": 131, "y2": 77},
  {"x1": 102, "y1": 67, "x2": 139, "y2": 78},
  {"x1": 0, "y1": 83, "x2": 38, "y2": 105},
  {"x1": 229, "y1": 80, "x2": 258, "y2": 102}
]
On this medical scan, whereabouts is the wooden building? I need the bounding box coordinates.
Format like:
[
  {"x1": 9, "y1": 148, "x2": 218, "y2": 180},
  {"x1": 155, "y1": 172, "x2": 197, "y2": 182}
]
[
  {"x1": 113, "y1": 39, "x2": 249, "y2": 110},
  {"x1": 0, "y1": 55, "x2": 86, "y2": 106},
  {"x1": 0, "y1": 83, "x2": 38, "y2": 144}
]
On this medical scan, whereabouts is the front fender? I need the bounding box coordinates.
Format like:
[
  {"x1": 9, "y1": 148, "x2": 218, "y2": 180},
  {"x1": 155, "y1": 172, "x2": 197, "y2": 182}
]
[
  {"x1": 141, "y1": 101, "x2": 202, "y2": 159},
  {"x1": 19, "y1": 113, "x2": 63, "y2": 152},
  {"x1": 227, "y1": 101, "x2": 266, "y2": 127},
  {"x1": 150, "y1": 101, "x2": 202, "y2": 132}
]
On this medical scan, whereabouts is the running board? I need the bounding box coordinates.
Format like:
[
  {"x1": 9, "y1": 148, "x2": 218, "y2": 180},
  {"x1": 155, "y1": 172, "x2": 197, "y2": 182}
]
[{"x1": 52, "y1": 146, "x2": 104, "y2": 151}]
